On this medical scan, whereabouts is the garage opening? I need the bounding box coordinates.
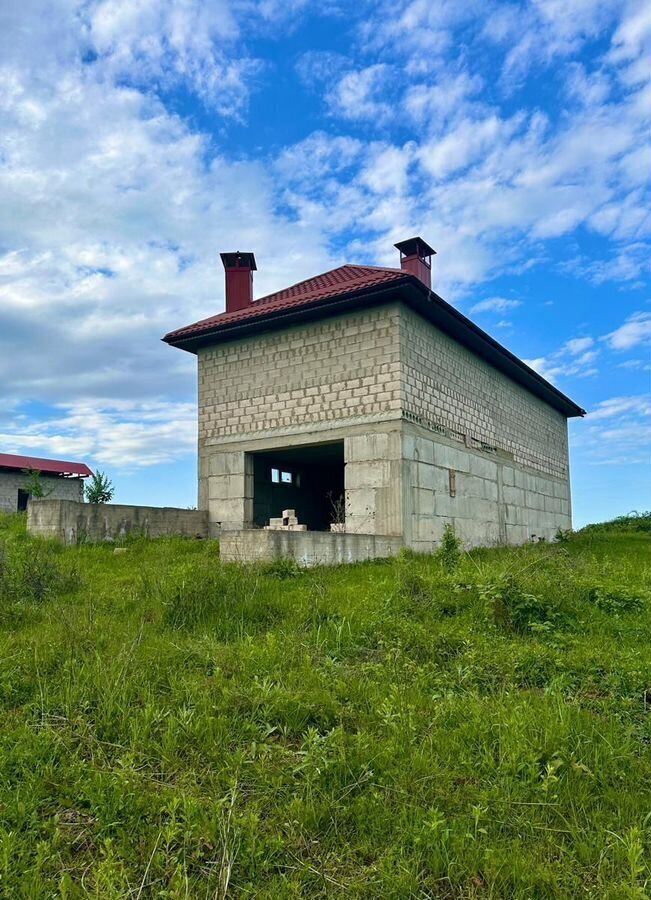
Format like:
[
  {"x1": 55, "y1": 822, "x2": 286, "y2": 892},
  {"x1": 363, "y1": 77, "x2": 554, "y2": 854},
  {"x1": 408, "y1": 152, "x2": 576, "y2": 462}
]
[{"x1": 250, "y1": 441, "x2": 345, "y2": 531}]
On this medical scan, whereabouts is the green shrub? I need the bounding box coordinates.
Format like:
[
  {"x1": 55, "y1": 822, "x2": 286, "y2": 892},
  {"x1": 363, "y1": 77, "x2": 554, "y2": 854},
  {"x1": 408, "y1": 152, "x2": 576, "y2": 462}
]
[
  {"x1": 437, "y1": 523, "x2": 463, "y2": 572},
  {"x1": 580, "y1": 511, "x2": 651, "y2": 534},
  {"x1": 159, "y1": 563, "x2": 244, "y2": 628},
  {"x1": 479, "y1": 573, "x2": 564, "y2": 633},
  {"x1": 397, "y1": 568, "x2": 430, "y2": 604},
  {"x1": 587, "y1": 585, "x2": 645, "y2": 617},
  {"x1": 155, "y1": 561, "x2": 283, "y2": 636}
]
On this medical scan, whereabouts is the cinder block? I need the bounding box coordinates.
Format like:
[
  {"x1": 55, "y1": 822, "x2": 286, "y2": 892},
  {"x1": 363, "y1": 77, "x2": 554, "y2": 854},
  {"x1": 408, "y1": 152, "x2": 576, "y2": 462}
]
[
  {"x1": 209, "y1": 451, "x2": 245, "y2": 478},
  {"x1": 346, "y1": 460, "x2": 390, "y2": 489},
  {"x1": 503, "y1": 485, "x2": 524, "y2": 505},
  {"x1": 346, "y1": 487, "x2": 376, "y2": 520},
  {"x1": 468, "y1": 455, "x2": 498, "y2": 480}
]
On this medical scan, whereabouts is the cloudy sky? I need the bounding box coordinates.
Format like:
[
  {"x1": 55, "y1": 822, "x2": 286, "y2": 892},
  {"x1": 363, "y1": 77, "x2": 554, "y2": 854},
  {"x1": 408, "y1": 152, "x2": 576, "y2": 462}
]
[{"x1": 1, "y1": 0, "x2": 649, "y2": 524}]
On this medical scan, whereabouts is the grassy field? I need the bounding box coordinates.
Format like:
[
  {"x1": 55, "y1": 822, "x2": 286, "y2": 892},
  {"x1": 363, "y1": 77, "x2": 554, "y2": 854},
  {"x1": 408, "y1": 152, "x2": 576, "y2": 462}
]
[{"x1": 0, "y1": 513, "x2": 650, "y2": 898}]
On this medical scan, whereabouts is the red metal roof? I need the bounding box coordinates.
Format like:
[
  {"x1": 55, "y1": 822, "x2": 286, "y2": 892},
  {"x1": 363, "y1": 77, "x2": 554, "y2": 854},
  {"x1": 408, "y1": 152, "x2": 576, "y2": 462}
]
[
  {"x1": 0, "y1": 453, "x2": 93, "y2": 477},
  {"x1": 163, "y1": 263, "x2": 409, "y2": 343}
]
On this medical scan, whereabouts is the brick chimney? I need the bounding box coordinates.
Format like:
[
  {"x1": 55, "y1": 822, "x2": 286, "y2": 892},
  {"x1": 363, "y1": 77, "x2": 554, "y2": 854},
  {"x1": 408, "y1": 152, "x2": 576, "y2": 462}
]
[
  {"x1": 220, "y1": 251, "x2": 257, "y2": 313},
  {"x1": 394, "y1": 237, "x2": 436, "y2": 290}
]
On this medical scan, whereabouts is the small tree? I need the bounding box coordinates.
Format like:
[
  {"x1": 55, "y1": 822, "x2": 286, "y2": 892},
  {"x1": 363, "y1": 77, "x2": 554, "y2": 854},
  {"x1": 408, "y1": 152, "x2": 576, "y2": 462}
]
[
  {"x1": 22, "y1": 469, "x2": 53, "y2": 499},
  {"x1": 85, "y1": 470, "x2": 115, "y2": 504}
]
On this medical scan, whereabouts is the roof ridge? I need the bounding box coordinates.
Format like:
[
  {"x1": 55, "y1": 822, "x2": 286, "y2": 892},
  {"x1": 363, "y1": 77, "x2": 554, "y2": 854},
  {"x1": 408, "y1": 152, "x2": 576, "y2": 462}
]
[{"x1": 253, "y1": 262, "x2": 402, "y2": 306}]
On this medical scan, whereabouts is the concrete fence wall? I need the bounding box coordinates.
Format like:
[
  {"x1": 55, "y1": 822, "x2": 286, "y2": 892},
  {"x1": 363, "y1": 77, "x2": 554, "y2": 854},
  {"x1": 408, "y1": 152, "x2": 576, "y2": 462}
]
[
  {"x1": 27, "y1": 499, "x2": 208, "y2": 544},
  {"x1": 220, "y1": 528, "x2": 403, "y2": 567}
]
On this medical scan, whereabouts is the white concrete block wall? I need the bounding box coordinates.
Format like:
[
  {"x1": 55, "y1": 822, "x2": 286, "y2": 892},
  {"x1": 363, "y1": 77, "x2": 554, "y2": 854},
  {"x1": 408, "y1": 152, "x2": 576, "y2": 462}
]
[
  {"x1": 198, "y1": 304, "x2": 402, "y2": 445},
  {"x1": 0, "y1": 471, "x2": 84, "y2": 513},
  {"x1": 196, "y1": 299, "x2": 574, "y2": 546},
  {"x1": 400, "y1": 306, "x2": 569, "y2": 480},
  {"x1": 404, "y1": 426, "x2": 571, "y2": 550},
  {"x1": 198, "y1": 305, "x2": 403, "y2": 525}
]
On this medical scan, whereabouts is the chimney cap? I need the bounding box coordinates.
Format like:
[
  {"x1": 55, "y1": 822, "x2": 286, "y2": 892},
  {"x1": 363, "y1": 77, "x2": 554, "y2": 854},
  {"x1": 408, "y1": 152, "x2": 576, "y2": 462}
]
[
  {"x1": 394, "y1": 236, "x2": 436, "y2": 260},
  {"x1": 220, "y1": 251, "x2": 257, "y2": 271}
]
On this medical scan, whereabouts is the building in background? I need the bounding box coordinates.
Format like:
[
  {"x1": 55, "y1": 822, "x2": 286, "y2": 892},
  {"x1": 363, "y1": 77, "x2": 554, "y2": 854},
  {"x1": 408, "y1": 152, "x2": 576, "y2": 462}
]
[
  {"x1": 164, "y1": 238, "x2": 584, "y2": 549},
  {"x1": 0, "y1": 454, "x2": 92, "y2": 513}
]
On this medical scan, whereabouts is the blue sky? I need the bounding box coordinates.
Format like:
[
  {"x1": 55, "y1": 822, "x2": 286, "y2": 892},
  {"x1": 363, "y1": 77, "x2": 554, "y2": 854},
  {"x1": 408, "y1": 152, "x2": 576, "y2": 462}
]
[{"x1": 0, "y1": 0, "x2": 649, "y2": 527}]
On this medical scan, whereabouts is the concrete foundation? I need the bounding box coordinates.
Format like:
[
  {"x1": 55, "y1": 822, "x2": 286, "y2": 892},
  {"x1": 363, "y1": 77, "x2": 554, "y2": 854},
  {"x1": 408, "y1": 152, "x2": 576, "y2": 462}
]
[
  {"x1": 27, "y1": 499, "x2": 208, "y2": 545},
  {"x1": 220, "y1": 529, "x2": 403, "y2": 567},
  {"x1": 203, "y1": 419, "x2": 570, "y2": 552}
]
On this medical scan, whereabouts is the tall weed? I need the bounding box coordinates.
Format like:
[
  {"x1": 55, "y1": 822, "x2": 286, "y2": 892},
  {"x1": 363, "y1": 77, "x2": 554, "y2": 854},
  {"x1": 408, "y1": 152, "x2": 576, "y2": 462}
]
[
  {"x1": 0, "y1": 538, "x2": 81, "y2": 604},
  {"x1": 154, "y1": 560, "x2": 282, "y2": 636}
]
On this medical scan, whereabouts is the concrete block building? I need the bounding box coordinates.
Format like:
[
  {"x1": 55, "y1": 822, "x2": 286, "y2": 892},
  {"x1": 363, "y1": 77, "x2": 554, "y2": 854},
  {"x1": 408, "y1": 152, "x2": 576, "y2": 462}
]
[
  {"x1": 0, "y1": 453, "x2": 91, "y2": 513},
  {"x1": 164, "y1": 238, "x2": 584, "y2": 550}
]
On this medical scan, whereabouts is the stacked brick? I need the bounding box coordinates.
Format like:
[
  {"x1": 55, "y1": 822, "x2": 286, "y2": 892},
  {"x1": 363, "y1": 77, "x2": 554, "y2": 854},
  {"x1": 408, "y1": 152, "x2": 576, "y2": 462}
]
[{"x1": 263, "y1": 509, "x2": 307, "y2": 532}]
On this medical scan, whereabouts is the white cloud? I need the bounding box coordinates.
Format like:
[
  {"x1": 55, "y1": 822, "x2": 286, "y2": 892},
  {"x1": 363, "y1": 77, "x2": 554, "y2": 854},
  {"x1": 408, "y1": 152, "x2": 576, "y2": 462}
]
[
  {"x1": 275, "y1": 132, "x2": 363, "y2": 186},
  {"x1": 604, "y1": 312, "x2": 651, "y2": 350},
  {"x1": 607, "y1": 0, "x2": 651, "y2": 83},
  {"x1": 574, "y1": 390, "x2": 651, "y2": 466},
  {"x1": 564, "y1": 62, "x2": 611, "y2": 106},
  {"x1": 470, "y1": 297, "x2": 522, "y2": 314},
  {"x1": 0, "y1": 400, "x2": 197, "y2": 470},
  {"x1": 524, "y1": 336, "x2": 600, "y2": 383},
  {"x1": 0, "y1": 0, "x2": 336, "y2": 464},
  {"x1": 563, "y1": 336, "x2": 594, "y2": 354},
  {"x1": 1, "y1": 0, "x2": 650, "y2": 484},
  {"x1": 484, "y1": 0, "x2": 620, "y2": 86},
  {"x1": 404, "y1": 71, "x2": 484, "y2": 124},
  {"x1": 326, "y1": 64, "x2": 393, "y2": 121},
  {"x1": 418, "y1": 115, "x2": 521, "y2": 180},
  {"x1": 589, "y1": 395, "x2": 651, "y2": 420},
  {"x1": 619, "y1": 358, "x2": 651, "y2": 372}
]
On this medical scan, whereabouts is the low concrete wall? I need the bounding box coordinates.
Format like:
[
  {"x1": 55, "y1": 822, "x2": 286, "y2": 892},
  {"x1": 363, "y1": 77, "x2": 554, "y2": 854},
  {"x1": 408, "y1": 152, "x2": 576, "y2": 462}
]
[
  {"x1": 220, "y1": 529, "x2": 403, "y2": 567},
  {"x1": 27, "y1": 499, "x2": 208, "y2": 544}
]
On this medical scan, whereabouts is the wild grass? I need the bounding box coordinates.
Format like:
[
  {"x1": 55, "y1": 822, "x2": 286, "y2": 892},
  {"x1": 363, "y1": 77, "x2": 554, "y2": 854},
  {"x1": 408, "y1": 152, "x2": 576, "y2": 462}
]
[{"x1": 0, "y1": 511, "x2": 650, "y2": 897}]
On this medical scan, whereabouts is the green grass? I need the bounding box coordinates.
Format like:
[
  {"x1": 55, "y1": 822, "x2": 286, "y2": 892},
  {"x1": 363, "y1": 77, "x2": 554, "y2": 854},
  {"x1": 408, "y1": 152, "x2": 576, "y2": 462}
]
[{"x1": 0, "y1": 512, "x2": 650, "y2": 898}]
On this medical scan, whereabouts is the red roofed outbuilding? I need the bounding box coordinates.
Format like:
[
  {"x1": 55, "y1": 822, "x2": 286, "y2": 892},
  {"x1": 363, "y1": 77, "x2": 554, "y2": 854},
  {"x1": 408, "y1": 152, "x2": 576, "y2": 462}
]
[{"x1": 0, "y1": 453, "x2": 92, "y2": 512}]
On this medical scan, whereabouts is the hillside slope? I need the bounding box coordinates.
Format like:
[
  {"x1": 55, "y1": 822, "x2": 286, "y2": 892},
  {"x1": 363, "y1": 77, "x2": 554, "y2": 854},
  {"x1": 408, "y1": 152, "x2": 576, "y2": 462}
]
[{"x1": 0, "y1": 513, "x2": 650, "y2": 898}]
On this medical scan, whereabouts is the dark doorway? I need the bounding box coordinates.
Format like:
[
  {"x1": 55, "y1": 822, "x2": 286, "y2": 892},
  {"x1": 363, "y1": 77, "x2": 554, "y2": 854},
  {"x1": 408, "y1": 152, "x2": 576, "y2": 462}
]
[
  {"x1": 17, "y1": 489, "x2": 29, "y2": 512},
  {"x1": 250, "y1": 441, "x2": 345, "y2": 531}
]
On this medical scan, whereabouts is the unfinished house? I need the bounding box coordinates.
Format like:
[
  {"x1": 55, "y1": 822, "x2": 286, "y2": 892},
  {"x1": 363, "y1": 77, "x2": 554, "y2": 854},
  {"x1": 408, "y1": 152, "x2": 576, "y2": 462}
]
[
  {"x1": 0, "y1": 453, "x2": 91, "y2": 512},
  {"x1": 164, "y1": 238, "x2": 584, "y2": 556}
]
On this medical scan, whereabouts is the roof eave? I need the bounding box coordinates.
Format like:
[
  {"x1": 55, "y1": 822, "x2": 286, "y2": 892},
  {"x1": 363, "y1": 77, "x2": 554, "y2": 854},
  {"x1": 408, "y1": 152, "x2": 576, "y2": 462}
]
[{"x1": 161, "y1": 276, "x2": 414, "y2": 351}]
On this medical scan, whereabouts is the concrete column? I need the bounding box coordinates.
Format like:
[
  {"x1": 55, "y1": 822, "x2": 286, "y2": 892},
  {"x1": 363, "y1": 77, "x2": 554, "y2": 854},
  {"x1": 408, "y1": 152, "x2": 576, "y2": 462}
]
[
  {"x1": 344, "y1": 431, "x2": 403, "y2": 536},
  {"x1": 207, "y1": 450, "x2": 252, "y2": 533}
]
